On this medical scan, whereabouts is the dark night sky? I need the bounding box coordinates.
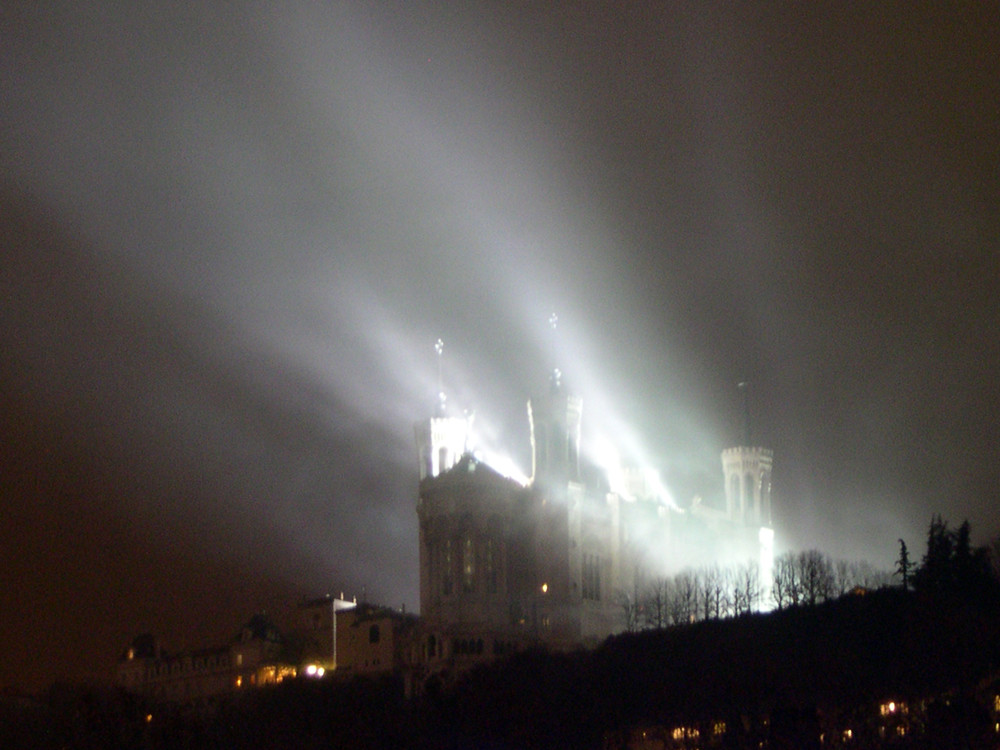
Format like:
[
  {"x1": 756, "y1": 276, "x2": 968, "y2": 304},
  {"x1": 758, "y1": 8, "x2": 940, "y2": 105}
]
[{"x1": 2, "y1": 3, "x2": 998, "y2": 691}]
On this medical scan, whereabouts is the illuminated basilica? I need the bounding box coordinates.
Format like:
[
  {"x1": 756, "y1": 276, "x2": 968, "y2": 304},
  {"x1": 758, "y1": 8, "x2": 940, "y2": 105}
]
[
  {"x1": 413, "y1": 362, "x2": 775, "y2": 670},
  {"x1": 117, "y1": 348, "x2": 776, "y2": 698}
]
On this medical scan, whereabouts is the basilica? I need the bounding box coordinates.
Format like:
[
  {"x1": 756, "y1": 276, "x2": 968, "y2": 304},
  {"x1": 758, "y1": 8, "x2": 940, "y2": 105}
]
[{"x1": 413, "y1": 368, "x2": 774, "y2": 671}]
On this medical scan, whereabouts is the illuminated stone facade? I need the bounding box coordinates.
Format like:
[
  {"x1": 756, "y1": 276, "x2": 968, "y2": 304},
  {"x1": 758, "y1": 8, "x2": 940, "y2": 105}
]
[
  {"x1": 416, "y1": 381, "x2": 626, "y2": 663},
  {"x1": 414, "y1": 380, "x2": 775, "y2": 669}
]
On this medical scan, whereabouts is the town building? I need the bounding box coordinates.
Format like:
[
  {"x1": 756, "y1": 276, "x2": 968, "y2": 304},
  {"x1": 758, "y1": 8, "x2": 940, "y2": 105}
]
[
  {"x1": 295, "y1": 595, "x2": 418, "y2": 676},
  {"x1": 116, "y1": 614, "x2": 294, "y2": 703}
]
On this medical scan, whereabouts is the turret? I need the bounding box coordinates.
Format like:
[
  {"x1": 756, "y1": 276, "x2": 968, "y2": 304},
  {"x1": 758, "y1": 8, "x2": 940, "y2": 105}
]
[{"x1": 721, "y1": 446, "x2": 773, "y2": 527}]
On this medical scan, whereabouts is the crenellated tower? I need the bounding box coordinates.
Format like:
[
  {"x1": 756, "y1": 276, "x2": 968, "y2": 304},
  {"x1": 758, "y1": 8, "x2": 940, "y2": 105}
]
[
  {"x1": 721, "y1": 446, "x2": 773, "y2": 527},
  {"x1": 719, "y1": 382, "x2": 775, "y2": 600}
]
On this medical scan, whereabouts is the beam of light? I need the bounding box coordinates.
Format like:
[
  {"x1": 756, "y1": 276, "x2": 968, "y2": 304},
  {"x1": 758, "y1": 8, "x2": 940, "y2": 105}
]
[{"x1": 1, "y1": 3, "x2": 765, "y2": 615}]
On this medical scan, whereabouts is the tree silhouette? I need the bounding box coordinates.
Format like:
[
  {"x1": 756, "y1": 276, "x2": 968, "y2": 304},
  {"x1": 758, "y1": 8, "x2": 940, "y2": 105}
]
[
  {"x1": 895, "y1": 538, "x2": 911, "y2": 591},
  {"x1": 912, "y1": 516, "x2": 998, "y2": 600}
]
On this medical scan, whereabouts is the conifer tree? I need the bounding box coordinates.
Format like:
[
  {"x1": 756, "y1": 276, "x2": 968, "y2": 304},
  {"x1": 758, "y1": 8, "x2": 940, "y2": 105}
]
[{"x1": 895, "y1": 539, "x2": 911, "y2": 591}]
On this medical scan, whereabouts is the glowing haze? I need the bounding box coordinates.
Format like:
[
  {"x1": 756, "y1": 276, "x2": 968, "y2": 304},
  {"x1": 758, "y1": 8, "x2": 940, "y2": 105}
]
[{"x1": 1, "y1": 3, "x2": 998, "y2": 690}]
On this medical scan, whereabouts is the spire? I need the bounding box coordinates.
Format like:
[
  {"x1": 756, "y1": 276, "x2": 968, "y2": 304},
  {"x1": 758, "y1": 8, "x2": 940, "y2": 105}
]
[
  {"x1": 547, "y1": 312, "x2": 561, "y2": 392},
  {"x1": 737, "y1": 380, "x2": 751, "y2": 447},
  {"x1": 435, "y1": 338, "x2": 446, "y2": 416},
  {"x1": 415, "y1": 337, "x2": 469, "y2": 480}
]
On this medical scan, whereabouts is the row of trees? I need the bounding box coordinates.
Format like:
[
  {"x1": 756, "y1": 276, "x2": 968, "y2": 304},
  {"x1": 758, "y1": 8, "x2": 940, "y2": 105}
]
[
  {"x1": 772, "y1": 550, "x2": 891, "y2": 607},
  {"x1": 905, "y1": 516, "x2": 999, "y2": 598},
  {"x1": 618, "y1": 517, "x2": 1000, "y2": 633},
  {"x1": 617, "y1": 552, "x2": 893, "y2": 631}
]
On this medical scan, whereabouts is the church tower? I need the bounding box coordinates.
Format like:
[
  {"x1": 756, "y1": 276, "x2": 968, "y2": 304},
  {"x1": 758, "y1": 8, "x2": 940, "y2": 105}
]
[
  {"x1": 414, "y1": 339, "x2": 469, "y2": 480},
  {"x1": 527, "y1": 315, "x2": 582, "y2": 487},
  {"x1": 527, "y1": 370, "x2": 582, "y2": 486},
  {"x1": 721, "y1": 446, "x2": 773, "y2": 527},
  {"x1": 720, "y1": 383, "x2": 774, "y2": 598},
  {"x1": 721, "y1": 381, "x2": 773, "y2": 527}
]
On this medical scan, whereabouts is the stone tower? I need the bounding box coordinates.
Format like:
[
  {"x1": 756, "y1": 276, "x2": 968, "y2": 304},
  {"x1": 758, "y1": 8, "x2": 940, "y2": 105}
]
[
  {"x1": 721, "y1": 446, "x2": 773, "y2": 528},
  {"x1": 414, "y1": 415, "x2": 469, "y2": 480},
  {"x1": 721, "y1": 445, "x2": 775, "y2": 601},
  {"x1": 527, "y1": 371, "x2": 583, "y2": 487},
  {"x1": 414, "y1": 338, "x2": 470, "y2": 480}
]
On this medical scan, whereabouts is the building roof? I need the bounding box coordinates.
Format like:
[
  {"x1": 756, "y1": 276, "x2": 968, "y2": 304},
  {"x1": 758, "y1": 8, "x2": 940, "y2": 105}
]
[
  {"x1": 233, "y1": 613, "x2": 284, "y2": 644},
  {"x1": 420, "y1": 453, "x2": 523, "y2": 493}
]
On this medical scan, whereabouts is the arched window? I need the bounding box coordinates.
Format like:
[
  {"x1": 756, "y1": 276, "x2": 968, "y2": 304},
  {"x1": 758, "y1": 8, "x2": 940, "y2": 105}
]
[
  {"x1": 485, "y1": 538, "x2": 498, "y2": 594},
  {"x1": 442, "y1": 539, "x2": 453, "y2": 596},
  {"x1": 582, "y1": 552, "x2": 601, "y2": 601},
  {"x1": 462, "y1": 535, "x2": 475, "y2": 593},
  {"x1": 728, "y1": 474, "x2": 740, "y2": 508}
]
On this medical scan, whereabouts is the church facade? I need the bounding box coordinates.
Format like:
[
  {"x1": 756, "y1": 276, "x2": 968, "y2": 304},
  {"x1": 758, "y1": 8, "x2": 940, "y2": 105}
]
[{"x1": 413, "y1": 373, "x2": 774, "y2": 671}]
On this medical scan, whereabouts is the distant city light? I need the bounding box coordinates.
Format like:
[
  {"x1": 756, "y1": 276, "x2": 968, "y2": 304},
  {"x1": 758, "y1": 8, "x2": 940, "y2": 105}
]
[{"x1": 304, "y1": 664, "x2": 325, "y2": 678}]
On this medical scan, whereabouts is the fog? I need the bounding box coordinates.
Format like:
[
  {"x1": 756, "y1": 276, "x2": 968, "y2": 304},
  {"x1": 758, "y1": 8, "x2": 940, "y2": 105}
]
[{"x1": 2, "y1": 2, "x2": 998, "y2": 689}]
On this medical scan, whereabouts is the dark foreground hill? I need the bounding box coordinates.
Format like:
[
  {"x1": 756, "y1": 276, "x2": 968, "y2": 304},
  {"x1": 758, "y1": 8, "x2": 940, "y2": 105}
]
[{"x1": 5, "y1": 587, "x2": 1000, "y2": 748}]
